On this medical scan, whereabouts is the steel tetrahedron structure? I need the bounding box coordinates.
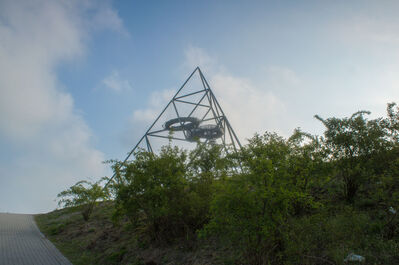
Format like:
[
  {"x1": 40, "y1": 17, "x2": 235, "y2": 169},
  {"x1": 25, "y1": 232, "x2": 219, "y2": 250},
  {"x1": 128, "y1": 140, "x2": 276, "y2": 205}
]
[
  {"x1": 126, "y1": 67, "x2": 241, "y2": 161},
  {"x1": 104, "y1": 67, "x2": 242, "y2": 186}
]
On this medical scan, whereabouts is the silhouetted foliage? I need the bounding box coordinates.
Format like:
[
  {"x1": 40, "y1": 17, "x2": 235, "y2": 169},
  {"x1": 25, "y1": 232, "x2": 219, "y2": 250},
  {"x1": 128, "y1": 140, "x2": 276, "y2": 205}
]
[
  {"x1": 111, "y1": 144, "x2": 226, "y2": 243},
  {"x1": 202, "y1": 132, "x2": 321, "y2": 264},
  {"x1": 57, "y1": 177, "x2": 110, "y2": 221},
  {"x1": 56, "y1": 102, "x2": 399, "y2": 264}
]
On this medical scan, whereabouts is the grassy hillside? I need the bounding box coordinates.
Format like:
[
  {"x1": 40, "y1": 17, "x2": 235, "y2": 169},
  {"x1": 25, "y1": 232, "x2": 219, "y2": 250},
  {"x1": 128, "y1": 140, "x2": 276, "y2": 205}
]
[
  {"x1": 36, "y1": 105, "x2": 399, "y2": 265},
  {"x1": 35, "y1": 202, "x2": 230, "y2": 265},
  {"x1": 35, "y1": 201, "x2": 399, "y2": 265}
]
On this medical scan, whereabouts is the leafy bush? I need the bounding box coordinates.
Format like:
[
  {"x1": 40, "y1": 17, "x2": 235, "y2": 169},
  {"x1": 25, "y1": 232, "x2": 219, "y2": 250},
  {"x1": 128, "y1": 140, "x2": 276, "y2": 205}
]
[
  {"x1": 315, "y1": 105, "x2": 398, "y2": 202},
  {"x1": 53, "y1": 102, "x2": 399, "y2": 265},
  {"x1": 112, "y1": 144, "x2": 224, "y2": 243},
  {"x1": 284, "y1": 208, "x2": 399, "y2": 264},
  {"x1": 186, "y1": 142, "x2": 229, "y2": 228},
  {"x1": 202, "y1": 132, "x2": 320, "y2": 264},
  {"x1": 57, "y1": 177, "x2": 110, "y2": 221},
  {"x1": 114, "y1": 146, "x2": 190, "y2": 241}
]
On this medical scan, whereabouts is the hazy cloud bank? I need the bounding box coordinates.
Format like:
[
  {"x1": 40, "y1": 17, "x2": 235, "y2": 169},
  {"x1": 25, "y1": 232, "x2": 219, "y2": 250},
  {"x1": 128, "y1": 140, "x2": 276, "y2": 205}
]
[{"x1": 0, "y1": 0, "x2": 125, "y2": 213}]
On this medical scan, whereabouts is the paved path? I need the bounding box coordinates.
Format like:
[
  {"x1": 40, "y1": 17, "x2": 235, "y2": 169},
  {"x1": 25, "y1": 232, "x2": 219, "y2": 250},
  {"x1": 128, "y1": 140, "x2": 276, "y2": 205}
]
[{"x1": 0, "y1": 213, "x2": 72, "y2": 265}]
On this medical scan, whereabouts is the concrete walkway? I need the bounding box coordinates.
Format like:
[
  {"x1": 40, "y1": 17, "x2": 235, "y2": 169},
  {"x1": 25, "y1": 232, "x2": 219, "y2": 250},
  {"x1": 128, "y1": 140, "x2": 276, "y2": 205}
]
[{"x1": 0, "y1": 213, "x2": 72, "y2": 265}]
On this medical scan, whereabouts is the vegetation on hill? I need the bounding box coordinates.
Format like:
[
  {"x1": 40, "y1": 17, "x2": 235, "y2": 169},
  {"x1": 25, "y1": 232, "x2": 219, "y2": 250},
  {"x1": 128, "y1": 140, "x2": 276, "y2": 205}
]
[{"x1": 36, "y1": 103, "x2": 399, "y2": 265}]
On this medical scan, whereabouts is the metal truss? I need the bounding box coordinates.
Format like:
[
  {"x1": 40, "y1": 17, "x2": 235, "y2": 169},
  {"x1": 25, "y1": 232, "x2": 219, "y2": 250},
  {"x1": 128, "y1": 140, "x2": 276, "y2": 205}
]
[
  {"x1": 104, "y1": 67, "x2": 242, "y2": 186},
  {"x1": 121, "y1": 67, "x2": 241, "y2": 165}
]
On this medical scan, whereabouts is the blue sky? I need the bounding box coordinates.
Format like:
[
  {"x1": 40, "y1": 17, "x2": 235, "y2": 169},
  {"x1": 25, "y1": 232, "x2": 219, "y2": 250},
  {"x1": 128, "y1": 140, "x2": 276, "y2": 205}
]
[{"x1": 1, "y1": 0, "x2": 399, "y2": 213}]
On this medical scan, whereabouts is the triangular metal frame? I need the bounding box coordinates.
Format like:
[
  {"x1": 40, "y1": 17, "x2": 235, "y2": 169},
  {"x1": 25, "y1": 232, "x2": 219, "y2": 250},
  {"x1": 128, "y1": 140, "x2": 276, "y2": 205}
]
[
  {"x1": 131, "y1": 67, "x2": 240, "y2": 158},
  {"x1": 106, "y1": 67, "x2": 241, "y2": 186}
]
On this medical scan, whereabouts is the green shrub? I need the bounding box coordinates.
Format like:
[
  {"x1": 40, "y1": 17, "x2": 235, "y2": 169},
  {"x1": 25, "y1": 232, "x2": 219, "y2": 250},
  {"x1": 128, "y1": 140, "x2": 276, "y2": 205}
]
[
  {"x1": 315, "y1": 104, "x2": 399, "y2": 203},
  {"x1": 48, "y1": 223, "x2": 66, "y2": 235},
  {"x1": 106, "y1": 247, "x2": 127, "y2": 264},
  {"x1": 51, "y1": 102, "x2": 399, "y2": 265},
  {"x1": 202, "y1": 132, "x2": 320, "y2": 264},
  {"x1": 284, "y1": 208, "x2": 399, "y2": 265},
  {"x1": 57, "y1": 177, "x2": 110, "y2": 221},
  {"x1": 113, "y1": 144, "x2": 222, "y2": 243}
]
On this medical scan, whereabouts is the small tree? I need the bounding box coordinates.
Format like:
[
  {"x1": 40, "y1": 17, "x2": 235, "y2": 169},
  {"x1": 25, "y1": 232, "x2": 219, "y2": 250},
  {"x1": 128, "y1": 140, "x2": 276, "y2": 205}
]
[
  {"x1": 112, "y1": 143, "x2": 226, "y2": 243},
  {"x1": 57, "y1": 177, "x2": 110, "y2": 221},
  {"x1": 187, "y1": 142, "x2": 228, "y2": 230},
  {"x1": 203, "y1": 132, "x2": 319, "y2": 264},
  {"x1": 113, "y1": 146, "x2": 192, "y2": 242},
  {"x1": 315, "y1": 110, "x2": 390, "y2": 202}
]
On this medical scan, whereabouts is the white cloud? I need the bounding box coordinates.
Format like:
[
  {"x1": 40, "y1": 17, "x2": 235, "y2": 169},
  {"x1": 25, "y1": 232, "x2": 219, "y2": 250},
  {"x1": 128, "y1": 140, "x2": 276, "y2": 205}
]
[
  {"x1": 347, "y1": 17, "x2": 399, "y2": 44},
  {"x1": 332, "y1": 16, "x2": 399, "y2": 56},
  {"x1": 210, "y1": 73, "x2": 287, "y2": 141},
  {"x1": 262, "y1": 66, "x2": 301, "y2": 88},
  {"x1": 123, "y1": 89, "x2": 175, "y2": 147},
  {"x1": 183, "y1": 46, "x2": 220, "y2": 73},
  {"x1": 90, "y1": 3, "x2": 128, "y2": 36},
  {"x1": 132, "y1": 89, "x2": 175, "y2": 123},
  {"x1": 102, "y1": 70, "x2": 133, "y2": 92},
  {"x1": 323, "y1": 15, "x2": 399, "y2": 117},
  {"x1": 0, "y1": 0, "x2": 125, "y2": 213}
]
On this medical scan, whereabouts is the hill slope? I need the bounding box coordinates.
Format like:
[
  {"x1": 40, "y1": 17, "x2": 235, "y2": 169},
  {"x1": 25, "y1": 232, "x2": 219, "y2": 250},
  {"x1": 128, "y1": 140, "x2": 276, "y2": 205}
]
[{"x1": 35, "y1": 202, "x2": 228, "y2": 265}]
